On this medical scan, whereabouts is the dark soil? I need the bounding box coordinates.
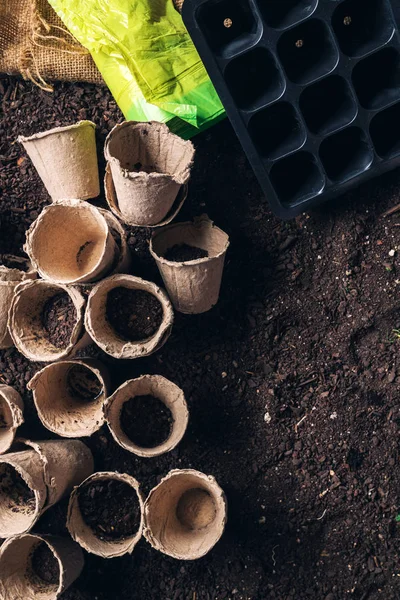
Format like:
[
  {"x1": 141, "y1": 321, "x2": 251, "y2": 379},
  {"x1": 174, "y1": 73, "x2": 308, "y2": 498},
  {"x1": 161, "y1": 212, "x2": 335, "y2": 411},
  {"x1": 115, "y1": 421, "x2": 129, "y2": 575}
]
[
  {"x1": 120, "y1": 395, "x2": 173, "y2": 448},
  {"x1": 66, "y1": 365, "x2": 103, "y2": 402},
  {"x1": 164, "y1": 243, "x2": 209, "y2": 262},
  {"x1": 0, "y1": 254, "x2": 29, "y2": 270},
  {"x1": 3, "y1": 76, "x2": 400, "y2": 599},
  {"x1": 133, "y1": 161, "x2": 158, "y2": 174},
  {"x1": 0, "y1": 464, "x2": 35, "y2": 510},
  {"x1": 106, "y1": 287, "x2": 163, "y2": 341},
  {"x1": 79, "y1": 479, "x2": 141, "y2": 541},
  {"x1": 41, "y1": 292, "x2": 76, "y2": 348},
  {"x1": 31, "y1": 542, "x2": 60, "y2": 585}
]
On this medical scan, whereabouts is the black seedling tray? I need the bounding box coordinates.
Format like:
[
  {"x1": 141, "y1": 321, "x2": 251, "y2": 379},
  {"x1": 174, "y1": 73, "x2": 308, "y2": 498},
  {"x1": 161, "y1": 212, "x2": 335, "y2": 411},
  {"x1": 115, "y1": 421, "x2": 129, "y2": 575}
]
[{"x1": 182, "y1": 0, "x2": 400, "y2": 218}]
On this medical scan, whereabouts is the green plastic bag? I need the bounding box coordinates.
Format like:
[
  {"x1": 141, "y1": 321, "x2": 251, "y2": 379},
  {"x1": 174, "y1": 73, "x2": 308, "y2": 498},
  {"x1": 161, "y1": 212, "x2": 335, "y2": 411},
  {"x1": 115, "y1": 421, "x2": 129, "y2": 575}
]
[{"x1": 48, "y1": 0, "x2": 225, "y2": 138}]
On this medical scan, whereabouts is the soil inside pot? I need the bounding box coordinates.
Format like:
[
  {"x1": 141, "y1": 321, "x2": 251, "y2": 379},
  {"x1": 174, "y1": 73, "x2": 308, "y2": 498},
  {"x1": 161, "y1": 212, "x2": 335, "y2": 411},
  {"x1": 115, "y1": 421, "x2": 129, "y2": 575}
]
[
  {"x1": 79, "y1": 479, "x2": 141, "y2": 541},
  {"x1": 0, "y1": 464, "x2": 35, "y2": 512},
  {"x1": 0, "y1": 404, "x2": 7, "y2": 428},
  {"x1": 164, "y1": 244, "x2": 209, "y2": 262},
  {"x1": 132, "y1": 161, "x2": 160, "y2": 174},
  {"x1": 41, "y1": 292, "x2": 77, "y2": 349},
  {"x1": 120, "y1": 394, "x2": 173, "y2": 448},
  {"x1": 66, "y1": 364, "x2": 103, "y2": 402},
  {"x1": 31, "y1": 542, "x2": 60, "y2": 585},
  {"x1": 106, "y1": 287, "x2": 163, "y2": 342}
]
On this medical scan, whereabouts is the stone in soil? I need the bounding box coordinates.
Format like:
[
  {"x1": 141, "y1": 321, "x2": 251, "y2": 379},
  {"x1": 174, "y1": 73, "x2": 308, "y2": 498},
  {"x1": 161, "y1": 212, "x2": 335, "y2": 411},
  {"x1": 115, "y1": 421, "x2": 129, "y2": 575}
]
[
  {"x1": 0, "y1": 464, "x2": 35, "y2": 511},
  {"x1": 79, "y1": 479, "x2": 141, "y2": 541},
  {"x1": 66, "y1": 364, "x2": 103, "y2": 402},
  {"x1": 120, "y1": 395, "x2": 173, "y2": 448},
  {"x1": 164, "y1": 243, "x2": 208, "y2": 262},
  {"x1": 106, "y1": 287, "x2": 163, "y2": 342},
  {"x1": 31, "y1": 542, "x2": 60, "y2": 585},
  {"x1": 42, "y1": 292, "x2": 76, "y2": 349}
]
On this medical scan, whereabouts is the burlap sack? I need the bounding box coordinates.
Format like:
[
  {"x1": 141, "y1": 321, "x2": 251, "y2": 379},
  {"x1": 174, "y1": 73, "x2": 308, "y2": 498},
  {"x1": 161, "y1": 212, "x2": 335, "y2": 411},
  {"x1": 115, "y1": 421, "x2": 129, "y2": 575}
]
[
  {"x1": 150, "y1": 215, "x2": 230, "y2": 314},
  {"x1": 143, "y1": 469, "x2": 227, "y2": 560},
  {"x1": 0, "y1": 257, "x2": 36, "y2": 349},
  {"x1": 104, "y1": 122, "x2": 195, "y2": 226},
  {"x1": 0, "y1": 0, "x2": 102, "y2": 88},
  {"x1": 28, "y1": 359, "x2": 109, "y2": 438},
  {"x1": 0, "y1": 384, "x2": 24, "y2": 454},
  {"x1": 105, "y1": 375, "x2": 189, "y2": 457},
  {"x1": 67, "y1": 471, "x2": 144, "y2": 558},
  {"x1": 9, "y1": 279, "x2": 89, "y2": 362},
  {"x1": 0, "y1": 533, "x2": 84, "y2": 600}
]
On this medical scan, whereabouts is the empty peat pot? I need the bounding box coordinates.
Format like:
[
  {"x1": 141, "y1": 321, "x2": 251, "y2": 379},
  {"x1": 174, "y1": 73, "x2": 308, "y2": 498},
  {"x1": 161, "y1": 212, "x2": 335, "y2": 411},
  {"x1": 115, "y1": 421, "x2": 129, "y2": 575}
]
[
  {"x1": 0, "y1": 255, "x2": 36, "y2": 349},
  {"x1": 104, "y1": 163, "x2": 189, "y2": 228},
  {"x1": 105, "y1": 374, "x2": 189, "y2": 457},
  {"x1": 24, "y1": 200, "x2": 117, "y2": 285},
  {"x1": 150, "y1": 215, "x2": 230, "y2": 314},
  {"x1": 143, "y1": 469, "x2": 227, "y2": 559},
  {"x1": 0, "y1": 384, "x2": 24, "y2": 454},
  {"x1": 100, "y1": 207, "x2": 131, "y2": 275},
  {"x1": 0, "y1": 533, "x2": 84, "y2": 600},
  {"x1": 0, "y1": 439, "x2": 93, "y2": 537},
  {"x1": 85, "y1": 274, "x2": 174, "y2": 359},
  {"x1": 104, "y1": 121, "x2": 195, "y2": 226},
  {"x1": 28, "y1": 359, "x2": 109, "y2": 438},
  {"x1": 9, "y1": 279, "x2": 88, "y2": 362},
  {"x1": 67, "y1": 471, "x2": 144, "y2": 558},
  {"x1": 18, "y1": 120, "x2": 100, "y2": 201}
]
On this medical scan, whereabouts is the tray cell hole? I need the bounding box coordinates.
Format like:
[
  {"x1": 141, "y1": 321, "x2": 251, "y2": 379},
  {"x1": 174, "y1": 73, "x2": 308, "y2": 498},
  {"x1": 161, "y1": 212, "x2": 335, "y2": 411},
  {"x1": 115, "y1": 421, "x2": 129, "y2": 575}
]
[
  {"x1": 277, "y1": 19, "x2": 338, "y2": 85},
  {"x1": 257, "y1": 0, "x2": 318, "y2": 30},
  {"x1": 319, "y1": 126, "x2": 373, "y2": 183},
  {"x1": 352, "y1": 47, "x2": 400, "y2": 110},
  {"x1": 248, "y1": 102, "x2": 305, "y2": 160},
  {"x1": 270, "y1": 151, "x2": 324, "y2": 206},
  {"x1": 224, "y1": 47, "x2": 285, "y2": 110},
  {"x1": 300, "y1": 75, "x2": 357, "y2": 135},
  {"x1": 196, "y1": 0, "x2": 259, "y2": 56},
  {"x1": 332, "y1": 0, "x2": 394, "y2": 57},
  {"x1": 370, "y1": 103, "x2": 400, "y2": 158}
]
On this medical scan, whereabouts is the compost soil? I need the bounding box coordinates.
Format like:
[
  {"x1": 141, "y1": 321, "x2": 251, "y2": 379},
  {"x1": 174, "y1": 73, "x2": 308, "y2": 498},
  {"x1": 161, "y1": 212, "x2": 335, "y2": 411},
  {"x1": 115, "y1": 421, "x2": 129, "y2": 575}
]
[
  {"x1": 42, "y1": 292, "x2": 76, "y2": 348},
  {"x1": 66, "y1": 364, "x2": 103, "y2": 402},
  {"x1": 31, "y1": 541, "x2": 60, "y2": 585},
  {"x1": 79, "y1": 479, "x2": 141, "y2": 541},
  {"x1": 0, "y1": 464, "x2": 35, "y2": 510},
  {"x1": 120, "y1": 394, "x2": 173, "y2": 448},
  {"x1": 164, "y1": 243, "x2": 209, "y2": 262},
  {"x1": 106, "y1": 287, "x2": 163, "y2": 341},
  {"x1": 2, "y1": 77, "x2": 400, "y2": 599}
]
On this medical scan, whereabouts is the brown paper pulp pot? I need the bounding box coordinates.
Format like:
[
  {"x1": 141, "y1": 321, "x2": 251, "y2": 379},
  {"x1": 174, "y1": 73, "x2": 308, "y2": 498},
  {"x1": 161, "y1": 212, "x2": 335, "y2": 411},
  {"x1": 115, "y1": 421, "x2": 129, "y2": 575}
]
[
  {"x1": 0, "y1": 384, "x2": 24, "y2": 454},
  {"x1": 150, "y1": 215, "x2": 230, "y2": 314},
  {"x1": 0, "y1": 439, "x2": 93, "y2": 538},
  {"x1": 0, "y1": 257, "x2": 36, "y2": 349},
  {"x1": 67, "y1": 471, "x2": 144, "y2": 558},
  {"x1": 9, "y1": 279, "x2": 89, "y2": 362},
  {"x1": 104, "y1": 163, "x2": 188, "y2": 228},
  {"x1": 28, "y1": 359, "x2": 110, "y2": 438},
  {"x1": 0, "y1": 533, "x2": 84, "y2": 600},
  {"x1": 105, "y1": 375, "x2": 189, "y2": 457},
  {"x1": 84, "y1": 274, "x2": 174, "y2": 359},
  {"x1": 99, "y1": 207, "x2": 131, "y2": 274},
  {"x1": 18, "y1": 120, "x2": 100, "y2": 201},
  {"x1": 143, "y1": 469, "x2": 227, "y2": 560},
  {"x1": 24, "y1": 200, "x2": 117, "y2": 285},
  {"x1": 104, "y1": 121, "x2": 195, "y2": 226}
]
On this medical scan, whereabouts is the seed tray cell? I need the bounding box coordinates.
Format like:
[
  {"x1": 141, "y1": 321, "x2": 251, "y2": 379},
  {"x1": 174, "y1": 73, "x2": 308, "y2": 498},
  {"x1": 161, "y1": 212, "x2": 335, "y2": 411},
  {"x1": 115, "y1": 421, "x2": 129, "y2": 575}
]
[{"x1": 183, "y1": 0, "x2": 400, "y2": 218}]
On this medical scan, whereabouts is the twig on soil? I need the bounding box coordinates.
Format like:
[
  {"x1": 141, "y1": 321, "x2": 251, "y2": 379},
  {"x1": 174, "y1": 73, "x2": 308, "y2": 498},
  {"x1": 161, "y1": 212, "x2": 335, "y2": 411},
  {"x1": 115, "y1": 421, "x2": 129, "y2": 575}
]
[
  {"x1": 383, "y1": 203, "x2": 400, "y2": 217},
  {"x1": 297, "y1": 376, "x2": 317, "y2": 388},
  {"x1": 316, "y1": 509, "x2": 327, "y2": 521},
  {"x1": 294, "y1": 414, "x2": 308, "y2": 432},
  {"x1": 272, "y1": 545, "x2": 278, "y2": 568},
  {"x1": 193, "y1": 592, "x2": 197, "y2": 600}
]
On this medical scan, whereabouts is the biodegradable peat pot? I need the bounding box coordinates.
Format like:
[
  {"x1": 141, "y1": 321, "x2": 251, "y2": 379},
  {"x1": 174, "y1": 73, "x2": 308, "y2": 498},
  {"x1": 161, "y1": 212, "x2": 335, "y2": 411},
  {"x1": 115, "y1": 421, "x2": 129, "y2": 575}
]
[
  {"x1": 150, "y1": 215, "x2": 230, "y2": 314},
  {"x1": 0, "y1": 256, "x2": 36, "y2": 349},
  {"x1": 104, "y1": 163, "x2": 188, "y2": 228},
  {"x1": 0, "y1": 384, "x2": 24, "y2": 454},
  {"x1": 104, "y1": 121, "x2": 195, "y2": 226},
  {"x1": 143, "y1": 469, "x2": 227, "y2": 560},
  {"x1": 99, "y1": 207, "x2": 131, "y2": 274},
  {"x1": 85, "y1": 274, "x2": 174, "y2": 359},
  {"x1": 18, "y1": 121, "x2": 100, "y2": 201},
  {"x1": 105, "y1": 375, "x2": 188, "y2": 457},
  {"x1": 0, "y1": 533, "x2": 84, "y2": 600},
  {"x1": 28, "y1": 359, "x2": 109, "y2": 438},
  {"x1": 67, "y1": 471, "x2": 144, "y2": 558},
  {"x1": 24, "y1": 200, "x2": 117, "y2": 285},
  {"x1": 9, "y1": 279, "x2": 89, "y2": 362},
  {"x1": 0, "y1": 439, "x2": 93, "y2": 538}
]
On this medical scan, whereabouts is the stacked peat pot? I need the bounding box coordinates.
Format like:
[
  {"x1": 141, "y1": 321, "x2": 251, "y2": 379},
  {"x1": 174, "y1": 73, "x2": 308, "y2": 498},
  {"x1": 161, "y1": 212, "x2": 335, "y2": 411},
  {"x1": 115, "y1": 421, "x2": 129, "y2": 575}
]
[{"x1": 0, "y1": 119, "x2": 229, "y2": 598}]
